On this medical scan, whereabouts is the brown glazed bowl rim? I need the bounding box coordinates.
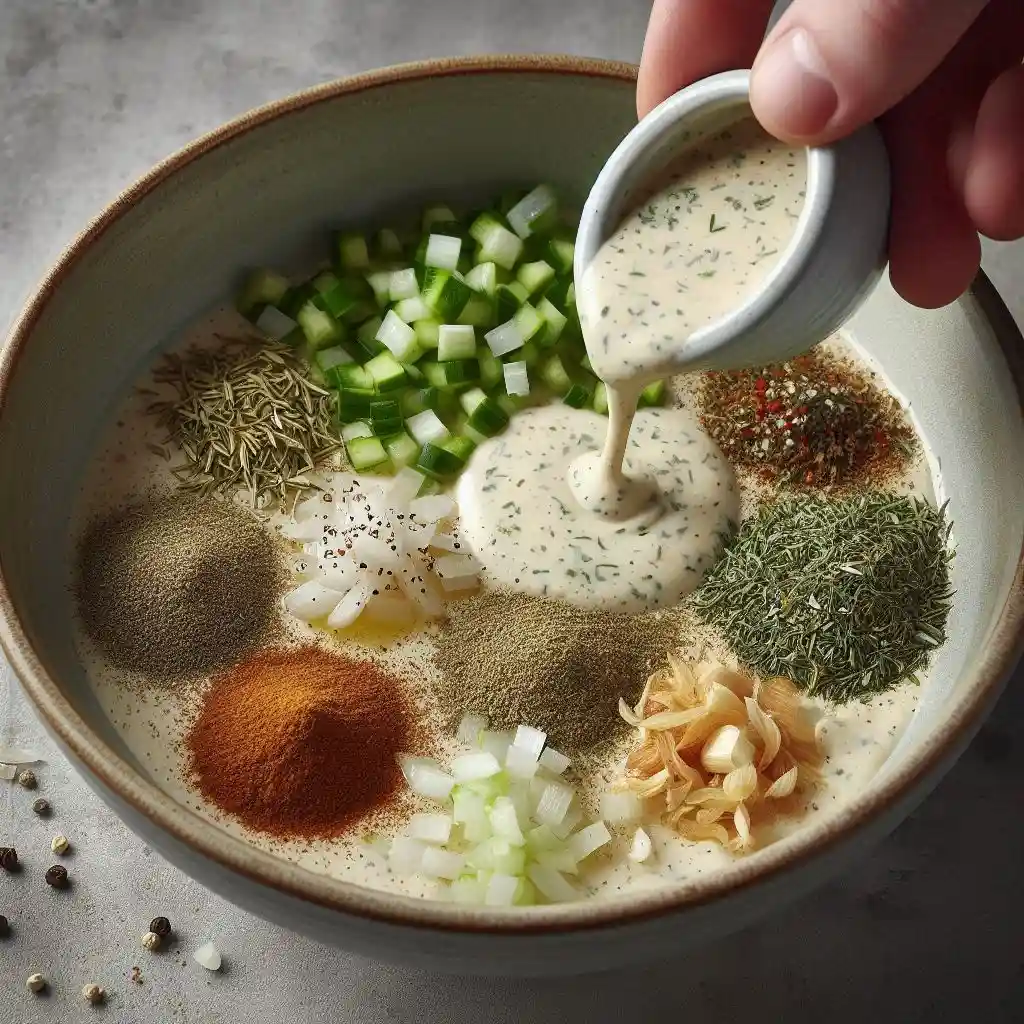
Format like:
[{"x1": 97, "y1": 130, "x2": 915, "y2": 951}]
[{"x1": 1, "y1": 55, "x2": 1022, "y2": 937}]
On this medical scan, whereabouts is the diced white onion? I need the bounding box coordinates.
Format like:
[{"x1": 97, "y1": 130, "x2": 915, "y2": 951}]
[
  {"x1": 388, "y1": 466, "x2": 426, "y2": 506},
  {"x1": 527, "y1": 863, "x2": 579, "y2": 903},
  {"x1": 534, "y1": 848, "x2": 579, "y2": 875},
  {"x1": 254, "y1": 305, "x2": 298, "y2": 342},
  {"x1": 425, "y1": 234, "x2": 462, "y2": 271},
  {"x1": 406, "y1": 763, "x2": 456, "y2": 802},
  {"x1": 600, "y1": 789, "x2": 642, "y2": 825},
  {"x1": 283, "y1": 580, "x2": 342, "y2": 621},
  {"x1": 568, "y1": 821, "x2": 611, "y2": 863},
  {"x1": 551, "y1": 801, "x2": 583, "y2": 840},
  {"x1": 538, "y1": 747, "x2": 571, "y2": 775},
  {"x1": 450, "y1": 877, "x2": 487, "y2": 904},
  {"x1": 406, "y1": 812, "x2": 453, "y2": 845},
  {"x1": 534, "y1": 782, "x2": 574, "y2": 828},
  {"x1": 503, "y1": 360, "x2": 530, "y2": 396},
  {"x1": 451, "y1": 751, "x2": 502, "y2": 782},
  {"x1": 376, "y1": 310, "x2": 418, "y2": 360},
  {"x1": 452, "y1": 788, "x2": 487, "y2": 826},
  {"x1": 485, "y1": 318, "x2": 525, "y2": 358},
  {"x1": 326, "y1": 577, "x2": 373, "y2": 629},
  {"x1": 420, "y1": 846, "x2": 465, "y2": 880},
  {"x1": 430, "y1": 532, "x2": 462, "y2": 553},
  {"x1": 629, "y1": 827, "x2": 654, "y2": 863},
  {"x1": 505, "y1": 744, "x2": 539, "y2": 779},
  {"x1": 409, "y1": 494, "x2": 456, "y2": 522},
  {"x1": 389, "y1": 268, "x2": 419, "y2": 300},
  {"x1": 489, "y1": 797, "x2": 525, "y2": 846},
  {"x1": 433, "y1": 553, "x2": 481, "y2": 592},
  {"x1": 405, "y1": 409, "x2": 450, "y2": 447},
  {"x1": 513, "y1": 724, "x2": 547, "y2": 761},
  {"x1": 484, "y1": 873, "x2": 520, "y2": 907},
  {"x1": 389, "y1": 836, "x2": 428, "y2": 875},
  {"x1": 193, "y1": 942, "x2": 223, "y2": 972},
  {"x1": 456, "y1": 714, "x2": 489, "y2": 747},
  {"x1": 479, "y1": 730, "x2": 514, "y2": 763}
]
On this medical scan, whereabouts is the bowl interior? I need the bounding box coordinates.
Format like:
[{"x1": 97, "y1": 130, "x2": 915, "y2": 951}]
[{"x1": 1, "y1": 61, "x2": 1022, "y2": 928}]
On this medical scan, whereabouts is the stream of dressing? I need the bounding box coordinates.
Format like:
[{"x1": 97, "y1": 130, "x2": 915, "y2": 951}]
[{"x1": 460, "y1": 117, "x2": 804, "y2": 605}]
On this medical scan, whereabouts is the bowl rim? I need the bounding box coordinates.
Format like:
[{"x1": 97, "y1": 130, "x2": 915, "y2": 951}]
[{"x1": 1, "y1": 54, "x2": 1023, "y2": 937}]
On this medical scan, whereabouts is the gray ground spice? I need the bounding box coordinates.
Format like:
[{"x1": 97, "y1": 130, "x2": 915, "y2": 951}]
[
  {"x1": 75, "y1": 494, "x2": 284, "y2": 682},
  {"x1": 432, "y1": 590, "x2": 682, "y2": 760}
]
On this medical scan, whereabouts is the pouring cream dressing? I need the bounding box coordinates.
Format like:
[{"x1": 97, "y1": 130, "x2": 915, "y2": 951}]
[{"x1": 461, "y1": 116, "x2": 804, "y2": 607}]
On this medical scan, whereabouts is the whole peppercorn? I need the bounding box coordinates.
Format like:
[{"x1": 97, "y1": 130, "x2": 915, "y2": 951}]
[
  {"x1": 31, "y1": 798, "x2": 51, "y2": 817},
  {"x1": 17, "y1": 769, "x2": 37, "y2": 790},
  {"x1": 141, "y1": 931, "x2": 161, "y2": 952},
  {"x1": 82, "y1": 983, "x2": 105, "y2": 1005},
  {"x1": 26, "y1": 973, "x2": 46, "y2": 994},
  {"x1": 44, "y1": 864, "x2": 69, "y2": 889},
  {"x1": 0, "y1": 914, "x2": 9, "y2": 937},
  {"x1": 0, "y1": 847, "x2": 18, "y2": 872},
  {"x1": 149, "y1": 916, "x2": 172, "y2": 938}
]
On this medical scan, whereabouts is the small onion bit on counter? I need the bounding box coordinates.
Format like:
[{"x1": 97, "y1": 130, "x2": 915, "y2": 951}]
[
  {"x1": 282, "y1": 470, "x2": 480, "y2": 630},
  {"x1": 379, "y1": 718, "x2": 611, "y2": 905}
]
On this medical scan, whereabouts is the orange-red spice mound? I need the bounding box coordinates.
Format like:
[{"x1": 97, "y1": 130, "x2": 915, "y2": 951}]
[{"x1": 185, "y1": 646, "x2": 411, "y2": 841}]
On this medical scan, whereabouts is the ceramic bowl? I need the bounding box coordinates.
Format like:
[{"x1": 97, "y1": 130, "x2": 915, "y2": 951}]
[
  {"x1": 1, "y1": 56, "x2": 1022, "y2": 977},
  {"x1": 575, "y1": 69, "x2": 891, "y2": 373}
]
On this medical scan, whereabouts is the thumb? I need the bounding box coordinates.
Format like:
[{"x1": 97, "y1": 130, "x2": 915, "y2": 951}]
[{"x1": 750, "y1": 0, "x2": 988, "y2": 142}]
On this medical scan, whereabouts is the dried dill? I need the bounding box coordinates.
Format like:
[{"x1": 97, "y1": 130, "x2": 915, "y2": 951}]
[
  {"x1": 693, "y1": 493, "x2": 954, "y2": 703},
  {"x1": 146, "y1": 337, "x2": 342, "y2": 507}
]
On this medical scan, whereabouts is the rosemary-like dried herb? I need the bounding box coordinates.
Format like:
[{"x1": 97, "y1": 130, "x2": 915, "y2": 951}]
[
  {"x1": 147, "y1": 337, "x2": 341, "y2": 507},
  {"x1": 694, "y1": 493, "x2": 954, "y2": 703}
]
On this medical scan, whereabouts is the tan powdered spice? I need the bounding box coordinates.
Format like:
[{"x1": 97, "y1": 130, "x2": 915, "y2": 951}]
[{"x1": 433, "y1": 590, "x2": 683, "y2": 760}]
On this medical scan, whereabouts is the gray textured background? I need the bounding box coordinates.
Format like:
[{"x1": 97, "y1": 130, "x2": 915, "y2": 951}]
[{"x1": 1, "y1": 2, "x2": 1023, "y2": 1021}]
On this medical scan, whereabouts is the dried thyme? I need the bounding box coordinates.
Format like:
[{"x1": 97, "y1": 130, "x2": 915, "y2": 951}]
[
  {"x1": 694, "y1": 493, "x2": 953, "y2": 703},
  {"x1": 147, "y1": 337, "x2": 341, "y2": 507}
]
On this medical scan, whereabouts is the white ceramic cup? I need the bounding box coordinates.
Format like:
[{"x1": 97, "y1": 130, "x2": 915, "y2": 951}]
[{"x1": 574, "y1": 69, "x2": 891, "y2": 373}]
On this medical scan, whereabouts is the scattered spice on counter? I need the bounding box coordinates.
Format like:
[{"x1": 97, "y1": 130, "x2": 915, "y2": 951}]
[
  {"x1": 193, "y1": 941, "x2": 223, "y2": 972},
  {"x1": 31, "y1": 798, "x2": 51, "y2": 817},
  {"x1": 141, "y1": 931, "x2": 162, "y2": 952},
  {"x1": 433, "y1": 591, "x2": 682, "y2": 759},
  {"x1": 0, "y1": 914, "x2": 9, "y2": 938},
  {"x1": 82, "y1": 983, "x2": 105, "y2": 1006},
  {"x1": 147, "y1": 338, "x2": 342, "y2": 506},
  {"x1": 149, "y1": 916, "x2": 172, "y2": 938},
  {"x1": 44, "y1": 864, "x2": 69, "y2": 889},
  {"x1": 131, "y1": 966, "x2": 144, "y2": 985},
  {"x1": 51, "y1": 834, "x2": 70, "y2": 855},
  {"x1": 698, "y1": 349, "x2": 916, "y2": 490},
  {"x1": 0, "y1": 847, "x2": 19, "y2": 872},
  {"x1": 26, "y1": 973, "x2": 46, "y2": 994},
  {"x1": 610, "y1": 654, "x2": 823, "y2": 851},
  {"x1": 185, "y1": 646, "x2": 413, "y2": 840},
  {"x1": 75, "y1": 495, "x2": 283, "y2": 682},
  {"x1": 17, "y1": 769, "x2": 37, "y2": 790},
  {"x1": 694, "y1": 493, "x2": 953, "y2": 703}
]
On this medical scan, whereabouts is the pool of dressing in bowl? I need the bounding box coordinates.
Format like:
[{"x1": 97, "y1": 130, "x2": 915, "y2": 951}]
[{"x1": 69, "y1": 305, "x2": 939, "y2": 903}]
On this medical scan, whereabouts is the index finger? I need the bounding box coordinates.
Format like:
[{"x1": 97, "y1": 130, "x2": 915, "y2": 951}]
[{"x1": 637, "y1": 0, "x2": 777, "y2": 118}]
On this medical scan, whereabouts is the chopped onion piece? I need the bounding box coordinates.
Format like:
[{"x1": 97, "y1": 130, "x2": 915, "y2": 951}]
[
  {"x1": 254, "y1": 305, "x2": 298, "y2": 343},
  {"x1": 551, "y1": 801, "x2": 583, "y2": 840},
  {"x1": 284, "y1": 580, "x2": 342, "y2": 621},
  {"x1": 450, "y1": 877, "x2": 487, "y2": 904},
  {"x1": 425, "y1": 234, "x2": 462, "y2": 271},
  {"x1": 389, "y1": 836, "x2": 428, "y2": 875},
  {"x1": 389, "y1": 466, "x2": 426, "y2": 506},
  {"x1": 527, "y1": 863, "x2": 579, "y2": 903},
  {"x1": 489, "y1": 797, "x2": 525, "y2": 845},
  {"x1": 600, "y1": 789, "x2": 642, "y2": 825},
  {"x1": 538, "y1": 747, "x2": 571, "y2": 775},
  {"x1": 503, "y1": 360, "x2": 530, "y2": 397},
  {"x1": 433, "y1": 554, "x2": 481, "y2": 592},
  {"x1": 452, "y1": 788, "x2": 487, "y2": 827},
  {"x1": 430, "y1": 532, "x2": 462, "y2": 552},
  {"x1": 534, "y1": 782, "x2": 573, "y2": 828},
  {"x1": 400, "y1": 756, "x2": 437, "y2": 784},
  {"x1": 280, "y1": 518, "x2": 324, "y2": 543},
  {"x1": 451, "y1": 751, "x2": 502, "y2": 782},
  {"x1": 526, "y1": 824, "x2": 561, "y2": 852},
  {"x1": 456, "y1": 714, "x2": 489, "y2": 747},
  {"x1": 0, "y1": 746, "x2": 39, "y2": 765},
  {"x1": 406, "y1": 763, "x2": 455, "y2": 802},
  {"x1": 479, "y1": 730, "x2": 514, "y2": 763},
  {"x1": 568, "y1": 821, "x2": 611, "y2": 863},
  {"x1": 485, "y1": 318, "x2": 525, "y2": 357},
  {"x1": 513, "y1": 725, "x2": 546, "y2": 761},
  {"x1": 0, "y1": 764, "x2": 16, "y2": 780},
  {"x1": 629, "y1": 827, "x2": 654, "y2": 863},
  {"x1": 420, "y1": 846, "x2": 465, "y2": 880},
  {"x1": 193, "y1": 942, "x2": 222, "y2": 972},
  {"x1": 406, "y1": 409, "x2": 450, "y2": 447},
  {"x1": 505, "y1": 744, "x2": 539, "y2": 779},
  {"x1": 485, "y1": 873, "x2": 520, "y2": 907},
  {"x1": 407, "y1": 812, "x2": 453, "y2": 845},
  {"x1": 534, "y1": 848, "x2": 579, "y2": 875},
  {"x1": 326, "y1": 578, "x2": 374, "y2": 629}
]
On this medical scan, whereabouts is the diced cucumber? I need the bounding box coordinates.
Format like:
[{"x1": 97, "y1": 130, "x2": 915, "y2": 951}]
[
  {"x1": 406, "y1": 409, "x2": 450, "y2": 446},
  {"x1": 422, "y1": 204, "x2": 458, "y2": 232},
  {"x1": 472, "y1": 214, "x2": 523, "y2": 270},
  {"x1": 516, "y1": 260, "x2": 556, "y2": 297},
  {"x1": 415, "y1": 319, "x2": 441, "y2": 348},
  {"x1": 315, "y1": 346, "x2": 354, "y2": 374},
  {"x1": 536, "y1": 297, "x2": 568, "y2": 348},
  {"x1": 503, "y1": 360, "x2": 530, "y2": 397},
  {"x1": 367, "y1": 271, "x2": 393, "y2": 307},
  {"x1": 401, "y1": 387, "x2": 441, "y2": 417},
  {"x1": 389, "y1": 268, "x2": 420, "y2": 301},
  {"x1": 346, "y1": 435, "x2": 390, "y2": 472},
  {"x1": 639, "y1": 379, "x2": 666, "y2": 407},
  {"x1": 365, "y1": 350, "x2": 408, "y2": 392},
  {"x1": 546, "y1": 237, "x2": 575, "y2": 275},
  {"x1": 542, "y1": 276, "x2": 574, "y2": 311},
  {"x1": 394, "y1": 296, "x2": 433, "y2": 323},
  {"x1": 457, "y1": 294, "x2": 497, "y2": 328},
  {"x1": 370, "y1": 397, "x2": 404, "y2": 436},
  {"x1": 355, "y1": 316, "x2": 385, "y2": 358},
  {"x1": 402, "y1": 360, "x2": 426, "y2": 384},
  {"x1": 375, "y1": 310, "x2": 419, "y2": 362},
  {"x1": 506, "y1": 184, "x2": 559, "y2": 239},
  {"x1": 438, "y1": 325, "x2": 477, "y2": 361},
  {"x1": 425, "y1": 234, "x2": 462, "y2": 272},
  {"x1": 484, "y1": 319, "x2": 524, "y2": 358},
  {"x1": 541, "y1": 353, "x2": 573, "y2": 394},
  {"x1": 383, "y1": 432, "x2": 421, "y2": 468},
  {"x1": 477, "y1": 346, "x2": 504, "y2": 391},
  {"x1": 421, "y1": 268, "x2": 472, "y2": 321},
  {"x1": 459, "y1": 387, "x2": 510, "y2": 437},
  {"x1": 427, "y1": 358, "x2": 480, "y2": 387},
  {"x1": 376, "y1": 228, "x2": 404, "y2": 260},
  {"x1": 237, "y1": 269, "x2": 290, "y2": 320},
  {"x1": 593, "y1": 381, "x2": 609, "y2": 415},
  {"x1": 464, "y1": 261, "x2": 498, "y2": 297},
  {"x1": 254, "y1": 305, "x2": 301, "y2": 345},
  {"x1": 335, "y1": 388, "x2": 375, "y2": 423},
  {"x1": 341, "y1": 420, "x2": 373, "y2": 443},
  {"x1": 336, "y1": 232, "x2": 370, "y2": 272},
  {"x1": 498, "y1": 190, "x2": 527, "y2": 216},
  {"x1": 297, "y1": 301, "x2": 345, "y2": 351},
  {"x1": 331, "y1": 363, "x2": 374, "y2": 390},
  {"x1": 311, "y1": 271, "x2": 368, "y2": 320},
  {"x1": 513, "y1": 302, "x2": 544, "y2": 343},
  {"x1": 517, "y1": 338, "x2": 543, "y2": 367},
  {"x1": 279, "y1": 282, "x2": 316, "y2": 319},
  {"x1": 496, "y1": 282, "x2": 529, "y2": 322},
  {"x1": 416, "y1": 436, "x2": 476, "y2": 480}
]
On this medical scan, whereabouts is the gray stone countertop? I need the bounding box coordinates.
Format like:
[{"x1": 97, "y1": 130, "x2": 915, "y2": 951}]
[{"x1": 1, "y1": 2, "x2": 1022, "y2": 1021}]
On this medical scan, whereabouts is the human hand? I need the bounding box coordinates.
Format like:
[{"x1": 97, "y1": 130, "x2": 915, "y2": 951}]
[{"x1": 637, "y1": 0, "x2": 1024, "y2": 309}]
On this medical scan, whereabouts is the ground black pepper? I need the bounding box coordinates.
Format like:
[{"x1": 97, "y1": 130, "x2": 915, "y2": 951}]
[
  {"x1": 432, "y1": 591, "x2": 682, "y2": 759},
  {"x1": 75, "y1": 495, "x2": 284, "y2": 682}
]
